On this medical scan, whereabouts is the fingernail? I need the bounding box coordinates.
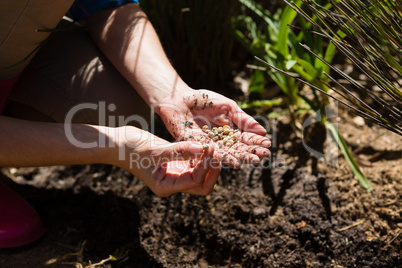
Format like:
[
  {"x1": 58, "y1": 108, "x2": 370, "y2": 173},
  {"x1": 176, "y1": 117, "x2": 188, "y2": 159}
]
[
  {"x1": 189, "y1": 143, "x2": 203, "y2": 154},
  {"x1": 252, "y1": 159, "x2": 260, "y2": 166},
  {"x1": 262, "y1": 149, "x2": 271, "y2": 158},
  {"x1": 262, "y1": 140, "x2": 271, "y2": 147}
]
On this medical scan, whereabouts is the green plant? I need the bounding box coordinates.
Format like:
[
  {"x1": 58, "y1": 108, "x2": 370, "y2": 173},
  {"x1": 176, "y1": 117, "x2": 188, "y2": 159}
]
[
  {"x1": 283, "y1": 0, "x2": 402, "y2": 137},
  {"x1": 256, "y1": 56, "x2": 373, "y2": 192},
  {"x1": 276, "y1": 0, "x2": 402, "y2": 190},
  {"x1": 233, "y1": 0, "x2": 374, "y2": 191},
  {"x1": 258, "y1": 0, "x2": 402, "y2": 191},
  {"x1": 232, "y1": 0, "x2": 336, "y2": 111}
]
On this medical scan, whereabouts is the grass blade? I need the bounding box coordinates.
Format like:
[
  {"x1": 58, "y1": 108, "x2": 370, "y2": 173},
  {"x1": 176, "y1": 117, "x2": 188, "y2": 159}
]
[{"x1": 326, "y1": 122, "x2": 373, "y2": 192}]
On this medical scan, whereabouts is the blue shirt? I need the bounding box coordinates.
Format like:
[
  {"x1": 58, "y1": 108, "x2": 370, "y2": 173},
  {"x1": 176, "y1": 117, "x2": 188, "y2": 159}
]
[{"x1": 69, "y1": 0, "x2": 139, "y2": 20}]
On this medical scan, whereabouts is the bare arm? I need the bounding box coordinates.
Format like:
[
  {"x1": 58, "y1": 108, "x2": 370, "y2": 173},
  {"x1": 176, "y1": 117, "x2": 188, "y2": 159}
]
[
  {"x1": 0, "y1": 116, "x2": 112, "y2": 167},
  {"x1": 86, "y1": 3, "x2": 189, "y2": 112},
  {"x1": 0, "y1": 116, "x2": 218, "y2": 196}
]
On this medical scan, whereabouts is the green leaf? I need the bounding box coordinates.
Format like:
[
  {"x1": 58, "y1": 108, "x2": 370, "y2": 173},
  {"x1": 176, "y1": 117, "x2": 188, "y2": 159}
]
[
  {"x1": 321, "y1": 42, "x2": 337, "y2": 75},
  {"x1": 250, "y1": 38, "x2": 263, "y2": 53},
  {"x1": 295, "y1": 58, "x2": 318, "y2": 80},
  {"x1": 237, "y1": 0, "x2": 278, "y2": 32},
  {"x1": 277, "y1": 0, "x2": 303, "y2": 57},
  {"x1": 248, "y1": 69, "x2": 266, "y2": 95},
  {"x1": 326, "y1": 122, "x2": 373, "y2": 192},
  {"x1": 286, "y1": 60, "x2": 297, "y2": 70},
  {"x1": 239, "y1": 98, "x2": 285, "y2": 109}
]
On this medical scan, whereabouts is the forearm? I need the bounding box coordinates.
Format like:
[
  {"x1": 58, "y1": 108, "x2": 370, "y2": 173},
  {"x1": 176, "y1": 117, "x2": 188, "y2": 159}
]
[
  {"x1": 0, "y1": 116, "x2": 115, "y2": 167},
  {"x1": 86, "y1": 3, "x2": 191, "y2": 112}
]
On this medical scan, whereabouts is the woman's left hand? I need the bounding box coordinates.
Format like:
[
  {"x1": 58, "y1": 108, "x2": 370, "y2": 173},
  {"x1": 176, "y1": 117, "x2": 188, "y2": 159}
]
[{"x1": 158, "y1": 89, "x2": 271, "y2": 168}]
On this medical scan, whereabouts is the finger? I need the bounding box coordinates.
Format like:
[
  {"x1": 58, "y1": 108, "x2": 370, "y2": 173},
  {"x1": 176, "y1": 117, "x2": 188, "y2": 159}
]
[
  {"x1": 231, "y1": 143, "x2": 271, "y2": 159},
  {"x1": 221, "y1": 153, "x2": 241, "y2": 169},
  {"x1": 153, "y1": 158, "x2": 209, "y2": 197},
  {"x1": 230, "y1": 106, "x2": 267, "y2": 136},
  {"x1": 191, "y1": 145, "x2": 215, "y2": 185},
  {"x1": 186, "y1": 157, "x2": 221, "y2": 195},
  {"x1": 231, "y1": 150, "x2": 260, "y2": 165},
  {"x1": 155, "y1": 141, "x2": 205, "y2": 161},
  {"x1": 151, "y1": 164, "x2": 181, "y2": 197},
  {"x1": 212, "y1": 113, "x2": 231, "y2": 126},
  {"x1": 156, "y1": 171, "x2": 193, "y2": 197},
  {"x1": 154, "y1": 142, "x2": 215, "y2": 195},
  {"x1": 201, "y1": 105, "x2": 232, "y2": 126},
  {"x1": 240, "y1": 132, "x2": 271, "y2": 148}
]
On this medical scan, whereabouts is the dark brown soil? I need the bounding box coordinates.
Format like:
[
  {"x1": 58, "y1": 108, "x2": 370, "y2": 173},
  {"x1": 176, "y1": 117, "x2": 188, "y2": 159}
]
[{"x1": 0, "y1": 109, "x2": 401, "y2": 267}]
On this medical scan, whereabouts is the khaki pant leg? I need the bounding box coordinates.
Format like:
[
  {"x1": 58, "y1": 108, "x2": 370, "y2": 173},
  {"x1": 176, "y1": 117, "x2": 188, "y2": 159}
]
[
  {"x1": 0, "y1": 0, "x2": 74, "y2": 79},
  {"x1": 6, "y1": 22, "x2": 151, "y2": 129}
]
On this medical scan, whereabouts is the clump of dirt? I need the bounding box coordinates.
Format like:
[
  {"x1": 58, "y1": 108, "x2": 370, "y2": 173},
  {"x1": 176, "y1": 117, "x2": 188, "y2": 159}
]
[{"x1": 0, "y1": 109, "x2": 400, "y2": 267}]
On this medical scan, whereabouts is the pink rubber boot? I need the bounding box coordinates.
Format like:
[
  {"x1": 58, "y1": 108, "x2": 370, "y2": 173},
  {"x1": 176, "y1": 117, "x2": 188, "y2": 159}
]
[{"x1": 0, "y1": 181, "x2": 44, "y2": 248}]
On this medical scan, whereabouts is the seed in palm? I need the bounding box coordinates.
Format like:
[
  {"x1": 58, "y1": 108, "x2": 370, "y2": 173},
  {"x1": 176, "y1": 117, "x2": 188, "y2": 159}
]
[{"x1": 202, "y1": 125, "x2": 238, "y2": 147}]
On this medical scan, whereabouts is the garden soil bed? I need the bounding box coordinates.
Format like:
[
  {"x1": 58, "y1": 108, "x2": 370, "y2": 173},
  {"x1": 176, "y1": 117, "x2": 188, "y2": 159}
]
[{"x1": 0, "y1": 106, "x2": 401, "y2": 267}]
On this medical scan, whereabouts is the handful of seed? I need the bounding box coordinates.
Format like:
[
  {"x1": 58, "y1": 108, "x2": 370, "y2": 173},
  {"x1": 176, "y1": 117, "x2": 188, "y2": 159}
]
[{"x1": 202, "y1": 125, "x2": 239, "y2": 148}]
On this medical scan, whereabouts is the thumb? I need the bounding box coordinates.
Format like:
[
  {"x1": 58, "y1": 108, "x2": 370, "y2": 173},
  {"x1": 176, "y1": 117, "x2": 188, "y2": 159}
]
[
  {"x1": 231, "y1": 106, "x2": 267, "y2": 136},
  {"x1": 156, "y1": 141, "x2": 205, "y2": 162}
]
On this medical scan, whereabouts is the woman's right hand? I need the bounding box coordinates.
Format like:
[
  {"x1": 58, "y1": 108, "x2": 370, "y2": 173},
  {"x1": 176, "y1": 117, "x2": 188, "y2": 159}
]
[{"x1": 110, "y1": 126, "x2": 221, "y2": 197}]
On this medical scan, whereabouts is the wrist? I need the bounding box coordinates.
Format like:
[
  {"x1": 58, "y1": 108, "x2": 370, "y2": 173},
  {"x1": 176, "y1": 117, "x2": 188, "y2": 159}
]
[
  {"x1": 105, "y1": 125, "x2": 152, "y2": 168},
  {"x1": 152, "y1": 84, "x2": 194, "y2": 115},
  {"x1": 77, "y1": 125, "x2": 121, "y2": 166}
]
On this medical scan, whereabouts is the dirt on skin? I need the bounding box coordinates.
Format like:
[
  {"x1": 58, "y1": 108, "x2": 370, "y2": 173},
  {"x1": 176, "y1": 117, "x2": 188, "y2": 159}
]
[
  {"x1": 161, "y1": 91, "x2": 271, "y2": 168},
  {"x1": 0, "y1": 108, "x2": 401, "y2": 267}
]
